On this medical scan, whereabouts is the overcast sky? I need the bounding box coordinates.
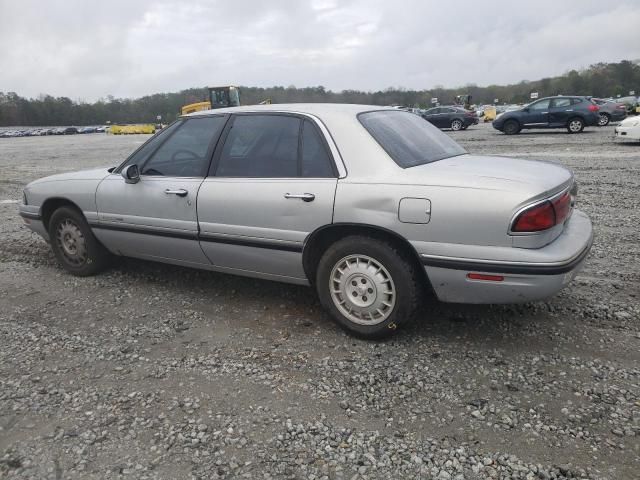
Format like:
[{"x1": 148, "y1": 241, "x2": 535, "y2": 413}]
[{"x1": 1, "y1": 0, "x2": 638, "y2": 101}]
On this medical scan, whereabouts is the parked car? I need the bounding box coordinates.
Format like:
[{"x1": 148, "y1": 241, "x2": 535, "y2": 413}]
[
  {"x1": 592, "y1": 99, "x2": 627, "y2": 126},
  {"x1": 614, "y1": 116, "x2": 640, "y2": 142},
  {"x1": 421, "y1": 106, "x2": 478, "y2": 130},
  {"x1": 493, "y1": 96, "x2": 600, "y2": 134},
  {"x1": 63, "y1": 127, "x2": 78, "y2": 135},
  {"x1": 95, "y1": 126, "x2": 106, "y2": 133},
  {"x1": 78, "y1": 126, "x2": 97, "y2": 134},
  {"x1": 19, "y1": 104, "x2": 593, "y2": 338},
  {"x1": 614, "y1": 96, "x2": 639, "y2": 115}
]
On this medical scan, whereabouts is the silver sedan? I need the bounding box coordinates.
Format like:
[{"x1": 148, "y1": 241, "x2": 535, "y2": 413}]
[{"x1": 19, "y1": 104, "x2": 593, "y2": 338}]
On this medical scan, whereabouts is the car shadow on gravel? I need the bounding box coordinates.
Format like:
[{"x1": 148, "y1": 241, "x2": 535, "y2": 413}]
[{"x1": 107, "y1": 256, "x2": 555, "y2": 349}]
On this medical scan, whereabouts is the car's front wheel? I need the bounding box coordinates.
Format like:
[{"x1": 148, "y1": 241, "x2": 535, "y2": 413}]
[
  {"x1": 503, "y1": 119, "x2": 520, "y2": 135},
  {"x1": 450, "y1": 119, "x2": 463, "y2": 131},
  {"x1": 598, "y1": 113, "x2": 610, "y2": 127},
  {"x1": 567, "y1": 117, "x2": 585, "y2": 133},
  {"x1": 316, "y1": 236, "x2": 421, "y2": 339},
  {"x1": 49, "y1": 206, "x2": 110, "y2": 276}
]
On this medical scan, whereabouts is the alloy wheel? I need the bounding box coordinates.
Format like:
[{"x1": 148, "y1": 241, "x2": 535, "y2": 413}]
[
  {"x1": 451, "y1": 120, "x2": 463, "y2": 131},
  {"x1": 569, "y1": 119, "x2": 583, "y2": 132},
  {"x1": 329, "y1": 254, "x2": 396, "y2": 325},
  {"x1": 598, "y1": 114, "x2": 609, "y2": 126},
  {"x1": 55, "y1": 219, "x2": 87, "y2": 266}
]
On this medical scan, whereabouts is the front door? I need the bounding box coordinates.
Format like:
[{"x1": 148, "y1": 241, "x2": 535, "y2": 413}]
[
  {"x1": 94, "y1": 115, "x2": 227, "y2": 265},
  {"x1": 522, "y1": 98, "x2": 550, "y2": 128},
  {"x1": 197, "y1": 114, "x2": 338, "y2": 281}
]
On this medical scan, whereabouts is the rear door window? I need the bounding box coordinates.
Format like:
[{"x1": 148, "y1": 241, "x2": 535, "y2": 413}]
[
  {"x1": 551, "y1": 98, "x2": 571, "y2": 108},
  {"x1": 301, "y1": 120, "x2": 334, "y2": 177}
]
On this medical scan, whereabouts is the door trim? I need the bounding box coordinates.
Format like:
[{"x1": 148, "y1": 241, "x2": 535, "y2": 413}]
[{"x1": 89, "y1": 222, "x2": 303, "y2": 252}]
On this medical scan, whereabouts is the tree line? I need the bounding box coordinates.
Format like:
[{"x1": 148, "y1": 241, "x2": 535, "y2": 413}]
[{"x1": 1, "y1": 60, "x2": 638, "y2": 126}]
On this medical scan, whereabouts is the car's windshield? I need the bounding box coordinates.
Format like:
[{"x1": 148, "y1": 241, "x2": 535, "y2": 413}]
[{"x1": 358, "y1": 110, "x2": 467, "y2": 168}]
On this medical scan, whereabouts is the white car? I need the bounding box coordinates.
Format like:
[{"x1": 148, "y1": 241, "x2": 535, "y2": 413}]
[{"x1": 614, "y1": 116, "x2": 640, "y2": 142}]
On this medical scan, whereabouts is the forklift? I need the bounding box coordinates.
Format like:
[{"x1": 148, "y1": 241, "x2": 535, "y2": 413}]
[{"x1": 180, "y1": 86, "x2": 241, "y2": 115}]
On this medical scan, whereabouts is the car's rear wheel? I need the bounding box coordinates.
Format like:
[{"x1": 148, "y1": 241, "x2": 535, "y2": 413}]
[
  {"x1": 567, "y1": 117, "x2": 585, "y2": 133},
  {"x1": 598, "y1": 113, "x2": 610, "y2": 127},
  {"x1": 451, "y1": 119, "x2": 463, "y2": 131},
  {"x1": 49, "y1": 206, "x2": 110, "y2": 276},
  {"x1": 503, "y1": 119, "x2": 520, "y2": 135},
  {"x1": 316, "y1": 236, "x2": 421, "y2": 339}
]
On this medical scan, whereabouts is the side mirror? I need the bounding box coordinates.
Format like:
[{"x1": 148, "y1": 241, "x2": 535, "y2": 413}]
[
  {"x1": 522, "y1": 107, "x2": 529, "y2": 112},
  {"x1": 122, "y1": 164, "x2": 140, "y2": 184}
]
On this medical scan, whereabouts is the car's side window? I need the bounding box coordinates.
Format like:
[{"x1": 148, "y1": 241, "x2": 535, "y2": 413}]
[
  {"x1": 530, "y1": 99, "x2": 551, "y2": 110},
  {"x1": 301, "y1": 120, "x2": 334, "y2": 178},
  {"x1": 216, "y1": 115, "x2": 300, "y2": 177},
  {"x1": 141, "y1": 116, "x2": 226, "y2": 177},
  {"x1": 428, "y1": 108, "x2": 440, "y2": 115},
  {"x1": 551, "y1": 98, "x2": 571, "y2": 108},
  {"x1": 118, "y1": 121, "x2": 182, "y2": 173},
  {"x1": 571, "y1": 98, "x2": 583, "y2": 105}
]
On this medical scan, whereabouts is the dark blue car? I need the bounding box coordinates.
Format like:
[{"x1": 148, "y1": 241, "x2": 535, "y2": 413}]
[{"x1": 492, "y1": 96, "x2": 600, "y2": 135}]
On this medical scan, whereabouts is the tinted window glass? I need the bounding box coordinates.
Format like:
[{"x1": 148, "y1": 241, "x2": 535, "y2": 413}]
[
  {"x1": 216, "y1": 115, "x2": 300, "y2": 177},
  {"x1": 359, "y1": 110, "x2": 467, "y2": 168},
  {"x1": 571, "y1": 98, "x2": 584, "y2": 105},
  {"x1": 142, "y1": 117, "x2": 225, "y2": 177},
  {"x1": 530, "y1": 99, "x2": 550, "y2": 110},
  {"x1": 425, "y1": 108, "x2": 440, "y2": 115},
  {"x1": 551, "y1": 98, "x2": 571, "y2": 108},
  {"x1": 119, "y1": 121, "x2": 182, "y2": 172},
  {"x1": 301, "y1": 120, "x2": 334, "y2": 177}
]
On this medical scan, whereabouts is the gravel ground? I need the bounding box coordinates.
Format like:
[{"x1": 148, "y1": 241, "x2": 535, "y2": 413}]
[{"x1": 0, "y1": 124, "x2": 638, "y2": 479}]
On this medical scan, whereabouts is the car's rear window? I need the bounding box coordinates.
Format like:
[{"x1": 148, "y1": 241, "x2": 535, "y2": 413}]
[{"x1": 358, "y1": 110, "x2": 467, "y2": 168}]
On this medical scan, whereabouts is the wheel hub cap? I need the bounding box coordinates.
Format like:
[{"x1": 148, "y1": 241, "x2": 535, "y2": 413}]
[
  {"x1": 330, "y1": 254, "x2": 396, "y2": 325},
  {"x1": 56, "y1": 219, "x2": 87, "y2": 265}
]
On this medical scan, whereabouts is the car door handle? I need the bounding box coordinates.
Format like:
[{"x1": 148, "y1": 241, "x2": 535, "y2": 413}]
[
  {"x1": 164, "y1": 189, "x2": 188, "y2": 197},
  {"x1": 284, "y1": 192, "x2": 315, "y2": 202}
]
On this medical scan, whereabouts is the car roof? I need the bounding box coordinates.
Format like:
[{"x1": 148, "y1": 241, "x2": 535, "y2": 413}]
[{"x1": 187, "y1": 103, "x2": 396, "y2": 117}]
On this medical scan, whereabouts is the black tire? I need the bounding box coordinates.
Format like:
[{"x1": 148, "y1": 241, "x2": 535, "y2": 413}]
[
  {"x1": 598, "y1": 113, "x2": 610, "y2": 127},
  {"x1": 567, "y1": 117, "x2": 585, "y2": 133},
  {"x1": 503, "y1": 119, "x2": 520, "y2": 135},
  {"x1": 450, "y1": 119, "x2": 463, "y2": 131},
  {"x1": 316, "y1": 235, "x2": 422, "y2": 339},
  {"x1": 49, "y1": 206, "x2": 110, "y2": 276}
]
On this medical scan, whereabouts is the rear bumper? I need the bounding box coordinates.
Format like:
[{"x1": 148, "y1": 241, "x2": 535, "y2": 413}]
[{"x1": 421, "y1": 210, "x2": 593, "y2": 304}]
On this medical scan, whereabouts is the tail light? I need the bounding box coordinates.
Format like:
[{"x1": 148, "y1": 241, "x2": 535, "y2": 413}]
[
  {"x1": 551, "y1": 191, "x2": 572, "y2": 224},
  {"x1": 512, "y1": 189, "x2": 574, "y2": 233},
  {"x1": 512, "y1": 202, "x2": 556, "y2": 232},
  {"x1": 616, "y1": 104, "x2": 626, "y2": 110},
  {"x1": 588, "y1": 104, "x2": 599, "y2": 112}
]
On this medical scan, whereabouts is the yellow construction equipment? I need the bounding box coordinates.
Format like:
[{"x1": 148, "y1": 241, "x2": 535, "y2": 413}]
[
  {"x1": 109, "y1": 124, "x2": 156, "y2": 135},
  {"x1": 483, "y1": 105, "x2": 497, "y2": 122},
  {"x1": 180, "y1": 86, "x2": 241, "y2": 115}
]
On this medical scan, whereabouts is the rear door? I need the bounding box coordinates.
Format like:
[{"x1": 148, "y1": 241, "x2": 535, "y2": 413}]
[
  {"x1": 548, "y1": 97, "x2": 574, "y2": 127},
  {"x1": 522, "y1": 99, "x2": 550, "y2": 128},
  {"x1": 94, "y1": 116, "x2": 227, "y2": 265},
  {"x1": 197, "y1": 114, "x2": 338, "y2": 281}
]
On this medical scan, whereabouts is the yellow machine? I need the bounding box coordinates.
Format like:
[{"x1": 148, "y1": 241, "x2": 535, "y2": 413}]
[
  {"x1": 181, "y1": 86, "x2": 241, "y2": 115},
  {"x1": 455, "y1": 94, "x2": 473, "y2": 110},
  {"x1": 109, "y1": 124, "x2": 156, "y2": 135},
  {"x1": 180, "y1": 101, "x2": 212, "y2": 115},
  {"x1": 483, "y1": 105, "x2": 497, "y2": 122}
]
